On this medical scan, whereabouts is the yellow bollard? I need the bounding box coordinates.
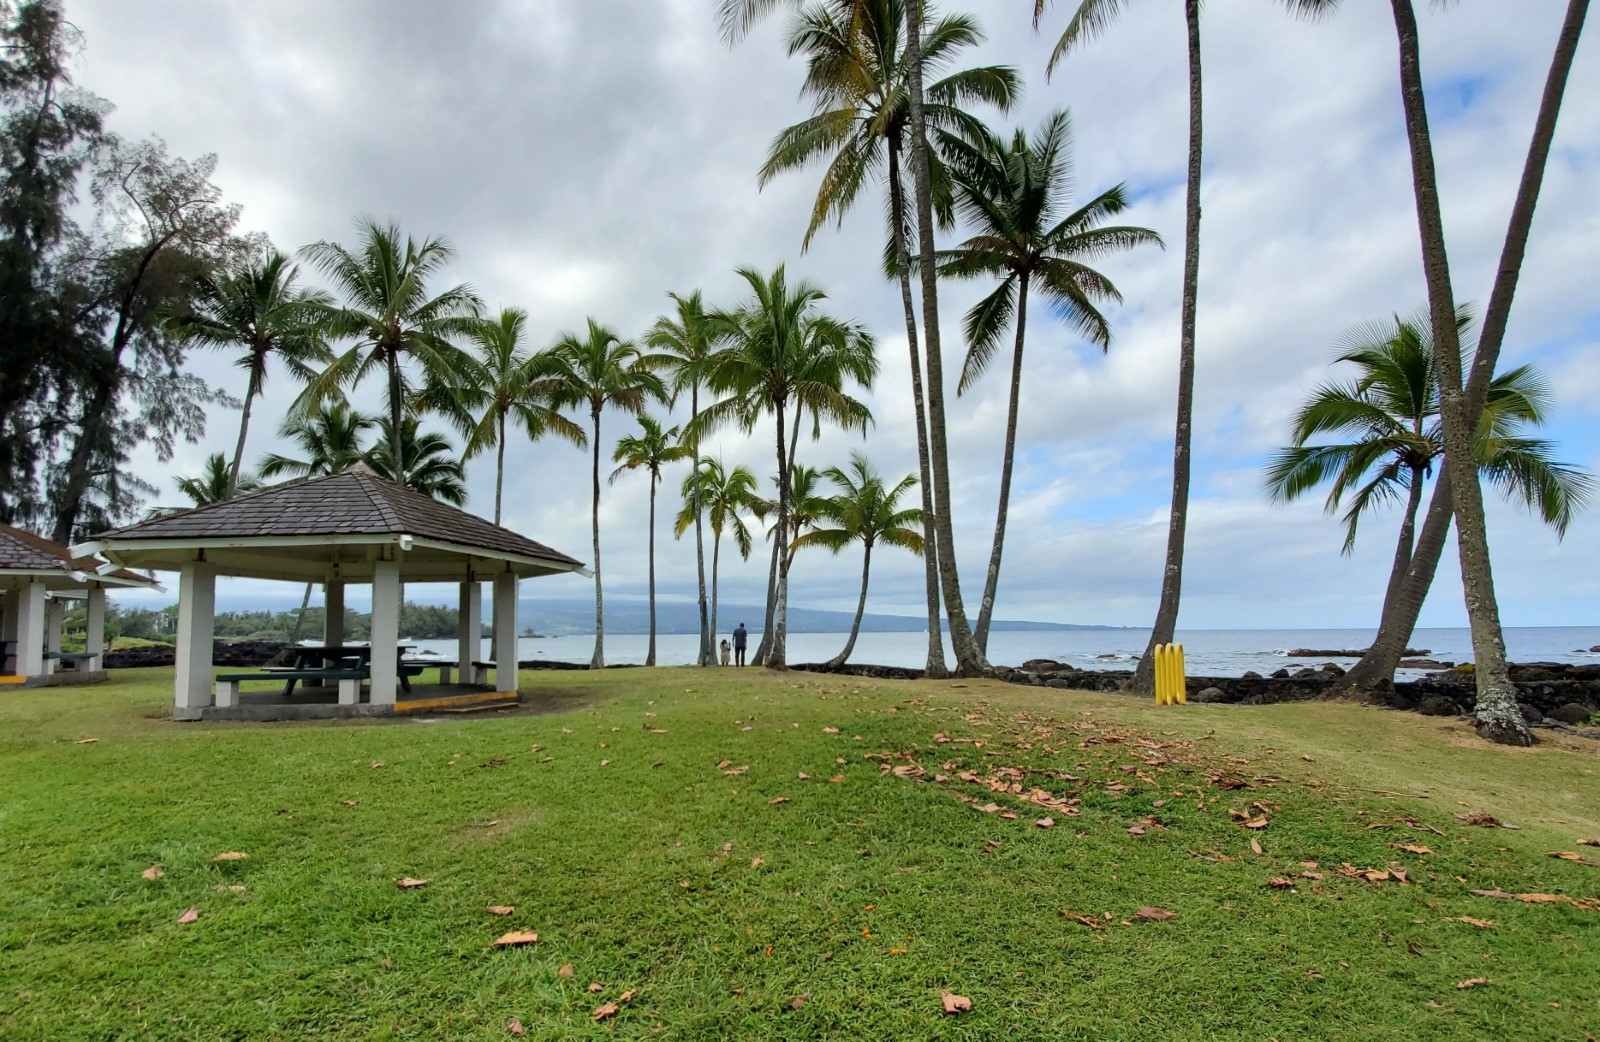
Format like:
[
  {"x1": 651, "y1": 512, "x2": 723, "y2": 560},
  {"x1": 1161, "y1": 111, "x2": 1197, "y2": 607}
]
[
  {"x1": 1154, "y1": 643, "x2": 1186, "y2": 705},
  {"x1": 1174, "y1": 644, "x2": 1187, "y2": 704}
]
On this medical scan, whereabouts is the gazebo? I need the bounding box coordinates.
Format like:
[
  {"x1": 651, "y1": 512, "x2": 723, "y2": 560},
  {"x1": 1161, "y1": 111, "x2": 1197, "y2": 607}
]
[
  {"x1": 1, "y1": 523, "x2": 158, "y2": 684},
  {"x1": 73, "y1": 463, "x2": 586, "y2": 721}
]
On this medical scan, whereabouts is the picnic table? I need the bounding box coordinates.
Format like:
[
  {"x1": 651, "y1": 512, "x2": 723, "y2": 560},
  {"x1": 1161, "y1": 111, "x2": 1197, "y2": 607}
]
[{"x1": 261, "y1": 644, "x2": 420, "y2": 696}]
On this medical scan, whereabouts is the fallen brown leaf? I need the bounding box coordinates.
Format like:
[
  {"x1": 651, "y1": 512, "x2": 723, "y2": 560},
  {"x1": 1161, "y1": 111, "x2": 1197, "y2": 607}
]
[
  {"x1": 1446, "y1": 916, "x2": 1494, "y2": 929},
  {"x1": 593, "y1": 1002, "x2": 619, "y2": 1021},
  {"x1": 395, "y1": 877, "x2": 430, "y2": 889},
  {"x1": 558, "y1": 963, "x2": 574, "y2": 978},
  {"x1": 507, "y1": 1018, "x2": 525, "y2": 1035},
  {"x1": 789, "y1": 992, "x2": 809, "y2": 1011},
  {"x1": 487, "y1": 906, "x2": 514, "y2": 915},
  {"x1": 213, "y1": 851, "x2": 249, "y2": 862},
  {"x1": 177, "y1": 906, "x2": 199, "y2": 924},
  {"x1": 1268, "y1": 877, "x2": 1296, "y2": 889},
  {"x1": 1136, "y1": 907, "x2": 1180, "y2": 921},
  {"x1": 619, "y1": 989, "x2": 636, "y2": 1003},
  {"x1": 341, "y1": 799, "x2": 359, "y2": 807},
  {"x1": 1455, "y1": 811, "x2": 1517, "y2": 829},
  {"x1": 588, "y1": 982, "x2": 603, "y2": 992},
  {"x1": 768, "y1": 796, "x2": 791, "y2": 805},
  {"x1": 141, "y1": 865, "x2": 164, "y2": 881},
  {"x1": 822, "y1": 726, "x2": 840, "y2": 734},
  {"x1": 491, "y1": 930, "x2": 539, "y2": 947},
  {"x1": 1393, "y1": 843, "x2": 1434, "y2": 855},
  {"x1": 1456, "y1": 978, "x2": 1490, "y2": 990},
  {"x1": 720, "y1": 842, "x2": 734, "y2": 854},
  {"x1": 1579, "y1": 839, "x2": 1600, "y2": 847},
  {"x1": 1035, "y1": 817, "x2": 1055, "y2": 829},
  {"x1": 750, "y1": 858, "x2": 765, "y2": 868},
  {"x1": 75, "y1": 737, "x2": 99, "y2": 744},
  {"x1": 940, "y1": 990, "x2": 972, "y2": 1014},
  {"x1": 797, "y1": 771, "x2": 810, "y2": 780},
  {"x1": 1250, "y1": 837, "x2": 1264, "y2": 856},
  {"x1": 828, "y1": 774, "x2": 846, "y2": 784}
]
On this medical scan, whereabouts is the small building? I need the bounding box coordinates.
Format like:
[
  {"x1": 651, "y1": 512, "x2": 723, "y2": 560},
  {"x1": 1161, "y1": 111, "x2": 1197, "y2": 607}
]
[
  {"x1": 73, "y1": 464, "x2": 586, "y2": 721},
  {"x1": 0, "y1": 523, "x2": 158, "y2": 684}
]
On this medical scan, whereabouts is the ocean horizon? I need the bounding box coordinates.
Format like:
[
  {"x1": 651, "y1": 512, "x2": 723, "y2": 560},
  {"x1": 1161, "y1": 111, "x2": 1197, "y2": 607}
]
[{"x1": 407, "y1": 625, "x2": 1600, "y2": 680}]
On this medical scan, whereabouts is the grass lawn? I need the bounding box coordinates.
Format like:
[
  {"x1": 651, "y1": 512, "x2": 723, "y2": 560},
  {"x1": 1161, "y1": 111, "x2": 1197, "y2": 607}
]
[{"x1": 2, "y1": 667, "x2": 1597, "y2": 1040}]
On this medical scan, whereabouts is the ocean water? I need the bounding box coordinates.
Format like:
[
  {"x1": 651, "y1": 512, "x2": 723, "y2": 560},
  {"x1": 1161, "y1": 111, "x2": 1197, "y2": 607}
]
[{"x1": 408, "y1": 626, "x2": 1600, "y2": 679}]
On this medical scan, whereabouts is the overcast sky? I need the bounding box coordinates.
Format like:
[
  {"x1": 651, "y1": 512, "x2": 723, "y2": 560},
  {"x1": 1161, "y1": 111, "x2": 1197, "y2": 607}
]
[{"x1": 69, "y1": 0, "x2": 1598, "y2": 631}]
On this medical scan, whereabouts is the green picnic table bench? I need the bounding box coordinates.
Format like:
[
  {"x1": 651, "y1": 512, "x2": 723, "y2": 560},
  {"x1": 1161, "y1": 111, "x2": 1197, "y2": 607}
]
[{"x1": 216, "y1": 668, "x2": 368, "y2": 707}]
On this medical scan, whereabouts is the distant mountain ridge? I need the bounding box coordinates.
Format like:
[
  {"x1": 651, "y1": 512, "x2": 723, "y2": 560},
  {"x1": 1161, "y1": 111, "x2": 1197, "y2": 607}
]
[{"x1": 513, "y1": 597, "x2": 1131, "y2": 637}]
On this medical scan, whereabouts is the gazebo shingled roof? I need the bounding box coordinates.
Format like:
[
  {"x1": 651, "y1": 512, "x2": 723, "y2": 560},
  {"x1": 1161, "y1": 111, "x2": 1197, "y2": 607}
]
[
  {"x1": 78, "y1": 464, "x2": 585, "y2": 582},
  {"x1": 0, "y1": 523, "x2": 155, "y2": 586}
]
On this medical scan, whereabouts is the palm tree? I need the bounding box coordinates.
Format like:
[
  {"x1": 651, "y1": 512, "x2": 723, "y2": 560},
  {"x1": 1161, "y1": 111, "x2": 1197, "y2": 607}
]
[
  {"x1": 256, "y1": 403, "x2": 376, "y2": 642},
  {"x1": 755, "y1": 463, "x2": 835, "y2": 578},
  {"x1": 257, "y1": 403, "x2": 375, "y2": 481},
  {"x1": 1276, "y1": 2, "x2": 1589, "y2": 744},
  {"x1": 938, "y1": 109, "x2": 1161, "y2": 655},
  {"x1": 675, "y1": 458, "x2": 761, "y2": 653},
  {"x1": 793, "y1": 452, "x2": 923, "y2": 667},
  {"x1": 762, "y1": 0, "x2": 1016, "y2": 678},
  {"x1": 647, "y1": 291, "x2": 721, "y2": 666},
  {"x1": 611, "y1": 416, "x2": 693, "y2": 667},
  {"x1": 1038, "y1": 0, "x2": 1203, "y2": 697},
  {"x1": 434, "y1": 307, "x2": 586, "y2": 524},
  {"x1": 1266, "y1": 311, "x2": 1591, "y2": 633},
  {"x1": 166, "y1": 251, "x2": 331, "y2": 498},
  {"x1": 364, "y1": 417, "x2": 469, "y2": 506},
  {"x1": 545, "y1": 319, "x2": 668, "y2": 669},
  {"x1": 719, "y1": 0, "x2": 988, "y2": 677},
  {"x1": 175, "y1": 453, "x2": 261, "y2": 507},
  {"x1": 698, "y1": 266, "x2": 874, "y2": 669},
  {"x1": 1335, "y1": 0, "x2": 1591, "y2": 709},
  {"x1": 299, "y1": 217, "x2": 482, "y2": 485}
]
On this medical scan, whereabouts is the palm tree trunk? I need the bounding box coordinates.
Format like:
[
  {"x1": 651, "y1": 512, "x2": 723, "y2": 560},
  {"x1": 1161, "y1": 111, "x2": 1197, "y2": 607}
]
[
  {"x1": 888, "y1": 141, "x2": 947, "y2": 679},
  {"x1": 646, "y1": 473, "x2": 658, "y2": 668},
  {"x1": 1132, "y1": 0, "x2": 1203, "y2": 697},
  {"x1": 494, "y1": 413, "x2": 506, "y2": 525},
  {"x1": 691, "y1": 386, "x2": 710, "y2": 667},
  {"x1": 1337, "y1": 470, "x2": 1454, "y2": 695},
  {"x1": 1377, "y1": 464, "x2": 1429, "y2": 622},
  {"x1": 828, "y1": 540, "x2": 873, "y2": 669},
  {"x1": 974, "y1": 273, "x2": 1029, "y2": 654},
  {"x1": 1469, "y1": 0, "x2": 1588, "y2": 401},
  {"x1": 711, "y1": 531, "x2": 722, "y2": 662},
  {"x1": 755, "y1": 407, "x2": 804, "y2": 666},
  {"x1": 227, "y1": 357, "x2": 263, "y2": 499},
  {"x1": 1388, "y1": 0, "x2": 1528, "y2": 745},
  {"x1": 1338, "y1": 0, "x2": 1585, "y2": 701},
  {"x1": 287, "y1": 581, "x2": 314, "y2": 643},
  {"x1": 387, "y1": 351, "x2": 405, "y2": 486},
  {"x1": 589, "y1": 408, "x2": 605, "y2": 670},
  {"x1": 769, "y1": 397, "x2": 790, "y2": 669},
  {"x1": 752, "y1": 533, "x2": 780, "y2": 666},
  {"x1": 900, "y1": 0, "x2": 985, "y2": 677}
]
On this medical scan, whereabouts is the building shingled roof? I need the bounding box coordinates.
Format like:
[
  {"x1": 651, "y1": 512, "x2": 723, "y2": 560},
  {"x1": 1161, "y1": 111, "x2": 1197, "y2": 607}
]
[{"x1": 89, "y1": 464, "x2": 583, "y2": 568}]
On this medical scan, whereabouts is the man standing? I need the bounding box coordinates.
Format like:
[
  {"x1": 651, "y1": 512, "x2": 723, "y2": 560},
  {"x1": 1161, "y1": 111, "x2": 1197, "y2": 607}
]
[{"x1": 732, "y1": 623, "x2": 748, "y2": 667}]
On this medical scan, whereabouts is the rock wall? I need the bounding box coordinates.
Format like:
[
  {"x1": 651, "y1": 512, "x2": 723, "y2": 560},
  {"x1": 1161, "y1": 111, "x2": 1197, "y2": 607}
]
[
  {"x1": 104, "y1": 640, "x2": 288, "y2": 670},
  {"x1": 998, "y1": 661, "x2": 1600, "y2": 729}
]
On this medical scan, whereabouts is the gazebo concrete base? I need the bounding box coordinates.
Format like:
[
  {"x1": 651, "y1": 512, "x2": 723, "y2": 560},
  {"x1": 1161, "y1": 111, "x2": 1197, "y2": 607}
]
[
  {"x1": 173, "y1": 685, "x2": 519, "y2": 722},
  {"x1": 0, "y1": 670, "x2": 111, "y2": 688}
]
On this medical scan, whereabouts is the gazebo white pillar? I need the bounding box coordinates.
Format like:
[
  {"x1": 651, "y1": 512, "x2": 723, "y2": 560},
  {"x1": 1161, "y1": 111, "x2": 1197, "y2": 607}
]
[
  {"x1": 457, "y1": 580, "x2": 481, "y2": 685},
  {"x1": 492, "y1": 572, "x2": 518, "y2": 694},
  {"x1": 2, "y1": 585, "x2": 20, "y2": 673},
  {"x1": 369, "y1": 561, "x2": 401, "y2": 705},
  {"x1": 43, "y1": 596, "x2": 63, "y2": 674},
  {"x1": 13, "y1": 580, "x2": 45, "y2": 677},
  {"x1": 324, "y1": 581, "x2": 345, "y2": 647},
  {"x1": 174, "y1": 562, "x2": 216, "y2": 709},
  {"x1": 85, "y1": 586, "x2": 106, "y2": 670}
]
